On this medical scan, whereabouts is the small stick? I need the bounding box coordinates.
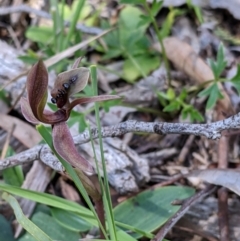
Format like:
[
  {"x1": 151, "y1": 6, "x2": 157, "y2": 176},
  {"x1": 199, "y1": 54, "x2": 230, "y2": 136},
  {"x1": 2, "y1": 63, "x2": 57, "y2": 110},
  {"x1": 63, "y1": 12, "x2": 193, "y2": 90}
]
[
  {"x1": 151, "y1": 185, "x2": 216, "y2": 241},
  {"x1": 178, "y1": 135, "x2": 195, "y2": 164}
]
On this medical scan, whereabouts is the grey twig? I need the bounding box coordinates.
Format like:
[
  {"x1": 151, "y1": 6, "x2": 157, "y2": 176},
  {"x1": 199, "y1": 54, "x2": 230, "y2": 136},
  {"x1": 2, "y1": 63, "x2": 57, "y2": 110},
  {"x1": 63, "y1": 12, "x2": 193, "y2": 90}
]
[
  {"x1": 1, "y1": 111, "x2": 240, "y2": 171},
  {"x1": 0, "y1": 4, "x2": 103, "y2": 35}
]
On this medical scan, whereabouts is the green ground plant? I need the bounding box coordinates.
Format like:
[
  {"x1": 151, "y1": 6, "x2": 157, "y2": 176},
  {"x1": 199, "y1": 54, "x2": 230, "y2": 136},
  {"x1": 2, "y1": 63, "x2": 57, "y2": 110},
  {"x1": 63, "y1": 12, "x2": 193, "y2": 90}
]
[{"x1": 2, "y1": 1, "x2": 240, "y2": 241}]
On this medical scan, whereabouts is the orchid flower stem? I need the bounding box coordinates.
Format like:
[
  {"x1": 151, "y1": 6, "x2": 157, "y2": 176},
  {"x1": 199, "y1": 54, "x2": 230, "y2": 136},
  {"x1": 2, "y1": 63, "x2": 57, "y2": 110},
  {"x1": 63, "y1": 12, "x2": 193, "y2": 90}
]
[
  {"x1": 90, "y1": 65, "x2": 118, "y2": 240},
  {"x1": 95, "y1": 198, "x2": 106, "y2": 239},
  {"x1": 87, "y1": 122, "x2": 107, "y2": 238},
  {"x1": 36, "y1": 124, "x2": 108, "y2": 238}
]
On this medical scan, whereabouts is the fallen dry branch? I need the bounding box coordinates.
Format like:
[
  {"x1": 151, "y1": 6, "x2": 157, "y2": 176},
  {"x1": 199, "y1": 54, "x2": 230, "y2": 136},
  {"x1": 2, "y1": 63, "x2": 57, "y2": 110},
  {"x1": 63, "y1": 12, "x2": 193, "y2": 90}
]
[{"x1": 1, "y1": 110, "x2": 240, "y2": 171}]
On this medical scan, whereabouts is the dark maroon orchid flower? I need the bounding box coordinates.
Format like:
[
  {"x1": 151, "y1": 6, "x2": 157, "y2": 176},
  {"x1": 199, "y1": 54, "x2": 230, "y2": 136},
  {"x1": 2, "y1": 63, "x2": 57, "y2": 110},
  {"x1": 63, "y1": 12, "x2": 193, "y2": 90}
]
[{"x1": 21, "y1": 59, "x2": 120, "y2": 174}]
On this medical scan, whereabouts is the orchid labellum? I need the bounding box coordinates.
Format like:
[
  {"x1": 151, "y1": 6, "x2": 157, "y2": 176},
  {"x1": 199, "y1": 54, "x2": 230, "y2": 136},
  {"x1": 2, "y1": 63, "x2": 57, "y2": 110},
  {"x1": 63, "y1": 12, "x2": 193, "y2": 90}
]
[{"x1": 21, "y1": 59, "x2": 120, "y2": 174}]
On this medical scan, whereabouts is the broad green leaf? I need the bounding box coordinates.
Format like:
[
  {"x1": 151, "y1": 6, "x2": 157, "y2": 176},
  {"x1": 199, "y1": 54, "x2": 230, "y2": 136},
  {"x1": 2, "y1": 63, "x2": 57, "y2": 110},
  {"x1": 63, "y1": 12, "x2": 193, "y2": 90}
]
[
  {"x1": 102, "y1": 49, "x2": 123, "y2": 60},
  {"x1": 0, "y1": 214, "x2": 15, "y2": 241},
  {"x1": 51, "y1": 208, "x2": 92, "y2": 232},
  {"x1": 114, "y1": 186, "x2": 195, "y2": 239},
  {"x1": 99, "y1": 20, "x2": 120, "y2": 50},
  {"x1": 119, "y1": 6, "x2": 148, "y2": 48},
  {"x1": 123, "y1": 55, "x2": 160, "y2": 82},
  {"x1": 2, "y1": 193, "x2": 53, "y2": 241},
  {"x1": 116, "y1": 222, "x2": 153, "y2": 239},
  {"x1": 26, "y1": 27, "x2": 54, "y2": 44},
  {"x1": 116, "y1": 229, "x2": 137, "y2": 241},
  {"x1": 19, "y1": 212, "x2": 80, "y2": 241}
]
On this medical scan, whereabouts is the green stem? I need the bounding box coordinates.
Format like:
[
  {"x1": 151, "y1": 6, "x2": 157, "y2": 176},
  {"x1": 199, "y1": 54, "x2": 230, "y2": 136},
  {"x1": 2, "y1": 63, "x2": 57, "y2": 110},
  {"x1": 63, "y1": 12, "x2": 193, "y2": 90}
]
[
  {"x1": 144, "y1": 1, "x2": 171, "y2": 86},
  {"x1": 90, "y1": 65, "x2": 118, "y2": 240},
  {"x1": 63, "y1": 0, "x2": 85, "y2": 49}
]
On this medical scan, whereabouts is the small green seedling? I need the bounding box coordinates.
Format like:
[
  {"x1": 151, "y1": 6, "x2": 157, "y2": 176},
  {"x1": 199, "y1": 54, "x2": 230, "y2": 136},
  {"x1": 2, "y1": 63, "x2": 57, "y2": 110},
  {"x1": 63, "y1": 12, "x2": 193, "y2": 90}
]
[{"x1": 158, "y1": 88, "x2": 204, "y2": 122}]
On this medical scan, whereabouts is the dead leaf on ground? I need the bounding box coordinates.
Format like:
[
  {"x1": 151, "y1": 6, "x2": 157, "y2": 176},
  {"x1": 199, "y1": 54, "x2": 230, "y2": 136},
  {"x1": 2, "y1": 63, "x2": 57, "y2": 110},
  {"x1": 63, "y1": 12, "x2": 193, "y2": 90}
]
[
  {"x1": 0, "y1": 114, "x2": 41, "y2": 148},
  {"x1": 188, "y1": 169, "x2": 240, "y2": 196},
  {"x1": 59, "y1": 177, "x2": 81, "y2": 202}
]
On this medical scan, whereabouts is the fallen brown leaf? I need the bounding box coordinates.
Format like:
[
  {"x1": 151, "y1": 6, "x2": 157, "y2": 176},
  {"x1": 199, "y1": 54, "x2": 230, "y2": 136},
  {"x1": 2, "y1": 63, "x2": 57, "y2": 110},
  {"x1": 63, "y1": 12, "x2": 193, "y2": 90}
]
[
  {"x1": 188, "y1": 169, "x2": 240, "y2": 196},
  {"x1": 0, "y1": 114, "x2": 41, "y2": 148}
]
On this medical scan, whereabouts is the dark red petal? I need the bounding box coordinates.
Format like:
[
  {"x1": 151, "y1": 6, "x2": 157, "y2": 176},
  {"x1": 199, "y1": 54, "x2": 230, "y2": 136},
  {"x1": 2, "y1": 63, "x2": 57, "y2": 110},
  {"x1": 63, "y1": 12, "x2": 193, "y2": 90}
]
[
  {"x1": 20, "y1": 97, "x2": 39, "y2": 124},
  {"x1": 41, "y1": 109, "x2": 69, "y2": 124},
  {"x1": 27, "y1": 60, "x2": 48, "y2": 120},
  {"x1": 68, "y1": 95, "x2": 121, "y2": 112},
  {"x1": 52, "y1": 122, "x2": 95, "y2": 174}
]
